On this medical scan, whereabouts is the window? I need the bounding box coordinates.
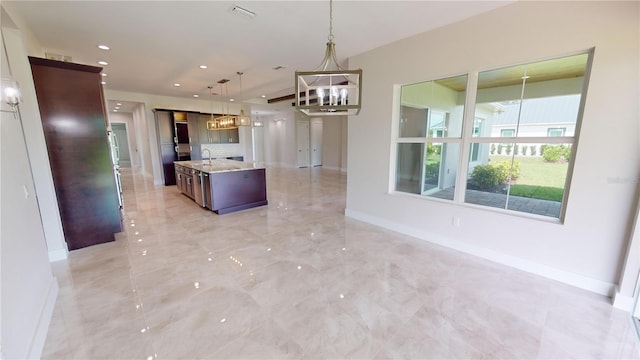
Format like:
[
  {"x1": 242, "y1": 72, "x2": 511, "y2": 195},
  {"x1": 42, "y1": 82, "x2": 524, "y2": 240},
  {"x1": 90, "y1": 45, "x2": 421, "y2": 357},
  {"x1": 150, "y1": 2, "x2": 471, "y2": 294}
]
[
  {"x1": 501, "y1": 129, "x2": 515, "y2": 137},
  {"x1": 395, "y1": 74, "x2": 467, "y2": 199},
  {"x1": 547, "y1": 128, "x2": 566, "y2": 137},
  {"x1": 394, "y1": 51, "x2": 592, "y2": 220}
]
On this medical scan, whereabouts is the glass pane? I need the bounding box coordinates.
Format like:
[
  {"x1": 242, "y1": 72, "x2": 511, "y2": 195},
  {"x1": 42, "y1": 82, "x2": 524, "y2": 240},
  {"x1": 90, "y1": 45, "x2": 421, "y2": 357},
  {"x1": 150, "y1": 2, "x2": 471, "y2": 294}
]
[
  {"x1": 399, "y1": 74, "x2": 467, "y2": 138},
  {"x1": 466, "y1": 142, "x2": 571, "y2": 218},
  {"x1": 399, "y1": 106, "x2": 427, "y2": 137},
  {"x1": 475, "y1": 53, "x2": 589, "y2": 138},
  {"x1": 424, "y1": 143, "x2": 459, "y2": 201},
  {"x1": 396, "y1": 143, "x2": 424, "y2": 194},
  {"x1": 395, "y1": 142, "x2": 459, "y2": 200}
]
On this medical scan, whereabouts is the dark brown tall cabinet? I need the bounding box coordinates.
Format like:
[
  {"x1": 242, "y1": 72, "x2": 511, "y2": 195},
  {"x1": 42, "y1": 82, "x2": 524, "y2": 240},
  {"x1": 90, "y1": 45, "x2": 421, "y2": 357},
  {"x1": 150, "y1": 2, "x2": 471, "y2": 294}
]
[{"x1": 29, "y1": 57, "x2": 122, "y2": 250}]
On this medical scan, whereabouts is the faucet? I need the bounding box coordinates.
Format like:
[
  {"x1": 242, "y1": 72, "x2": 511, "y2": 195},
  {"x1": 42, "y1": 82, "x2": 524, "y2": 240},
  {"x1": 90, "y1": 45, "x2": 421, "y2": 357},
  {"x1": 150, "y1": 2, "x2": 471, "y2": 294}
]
[{"x1": 202, "y1": 148, "x2": 212, "y2": 165}]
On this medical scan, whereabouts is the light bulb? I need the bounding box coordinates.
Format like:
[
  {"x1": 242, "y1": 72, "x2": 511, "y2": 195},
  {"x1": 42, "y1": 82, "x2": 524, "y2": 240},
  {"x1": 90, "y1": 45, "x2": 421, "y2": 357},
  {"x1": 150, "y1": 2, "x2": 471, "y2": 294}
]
[
  {"x1": 331, "y1": 86, "x2": 338, "y2": 106},
  {"x1": 2, "y1": 81, "x2": 21, "y2": 107},
  {"x1": 316, "y1": 88, "x2": 324, "y2": 106},
  {"x1": 340, "y1": 88, "x2": 348, "y2": 105}
]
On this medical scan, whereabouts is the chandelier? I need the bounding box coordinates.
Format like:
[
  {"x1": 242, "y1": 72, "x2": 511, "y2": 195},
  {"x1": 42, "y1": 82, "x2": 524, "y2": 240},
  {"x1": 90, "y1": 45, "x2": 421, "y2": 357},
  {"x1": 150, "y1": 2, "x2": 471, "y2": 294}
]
[
  {"x1": 215, "y1": 79, "x2": 237, "y2": 128},
  {"x1": 295, "y1": 0, "x2": 361, "y2": 116}
]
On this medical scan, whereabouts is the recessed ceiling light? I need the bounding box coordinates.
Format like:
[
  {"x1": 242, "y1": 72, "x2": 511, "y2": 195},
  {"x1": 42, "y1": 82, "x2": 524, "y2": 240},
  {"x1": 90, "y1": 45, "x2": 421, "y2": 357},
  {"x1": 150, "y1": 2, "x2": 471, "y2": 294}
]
[
  {"x1": 229, "y1": 98, "x2": 235, "y2": 102},
  {"x1": 261, "y1": 95, "x2": 266, "y2": 98},
  {"x1": 174, "y1": 83, "x2": 181, "y2": 87},
  {"x1": 97, "y1": 45, "x2": 110, "y2": 50},
  {"x1": 98, "y1": 61, "x2": 108, "y2": 66},
  {"x1": 199, "y1": 65, "x2": 208, "y2": 69},
  {"x1": 101, "y1": 81, "x2": 106, "y2": 85},
  {"x1": 101, "y1": 73, "x2": 107, "y2": 77},
  {"x1": 113, "y1": 109, "x2": 118, "y2": 112},
  {"x1": 193, "y1": 94, "x2": 199, "y2": 98},
  {"x1": 116, "y1": 103, "x2": 122, "y2": 106}
]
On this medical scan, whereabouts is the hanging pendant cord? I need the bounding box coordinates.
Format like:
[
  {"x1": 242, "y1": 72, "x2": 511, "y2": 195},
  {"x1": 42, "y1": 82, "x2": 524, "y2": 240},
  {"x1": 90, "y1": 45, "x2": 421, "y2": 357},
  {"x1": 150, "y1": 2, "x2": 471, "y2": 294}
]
[{"x1": 328, "y1": 0, "x2": 334, "y2": 42}]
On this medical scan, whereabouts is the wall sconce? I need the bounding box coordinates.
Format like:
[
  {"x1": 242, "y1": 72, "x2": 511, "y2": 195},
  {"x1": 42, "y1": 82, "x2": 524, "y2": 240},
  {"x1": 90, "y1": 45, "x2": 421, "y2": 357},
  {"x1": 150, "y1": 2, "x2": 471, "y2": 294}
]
[{"x1": 2, "y1": 78, "x2": 22, "y2": 110}]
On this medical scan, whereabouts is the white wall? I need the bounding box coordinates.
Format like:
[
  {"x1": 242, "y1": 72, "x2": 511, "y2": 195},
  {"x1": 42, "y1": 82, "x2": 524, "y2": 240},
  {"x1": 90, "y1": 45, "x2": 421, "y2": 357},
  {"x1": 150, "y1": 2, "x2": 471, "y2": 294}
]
[
  {"x1": 346, "y1": 1, "x2": 639, "y2": 296},
  {"x1": 1, "y1": 10, "x2": 67, "y2": 262},
  {"x1": 1, "y1": 23, "x2": 58, "y2": 359},
  {"x1": 321, "y1": 116, "x2": 347, "y2": 171}
]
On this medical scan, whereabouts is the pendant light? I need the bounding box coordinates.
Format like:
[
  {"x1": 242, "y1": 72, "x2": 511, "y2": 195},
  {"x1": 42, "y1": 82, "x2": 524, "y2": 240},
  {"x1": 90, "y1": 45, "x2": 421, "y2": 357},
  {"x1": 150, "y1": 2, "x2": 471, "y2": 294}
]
[
  {"x1": 236, "y1": 72, "x2": 251, "y2": 126},
  {"x1": 206, "y1": 85, "x2": 218, "y2": 130},
  {"x1": 215, "y1": 79, "x2": 237, "y2": 128},
  {"x1": 295, "y1": 0, "x2": 362, "y2": 116}
]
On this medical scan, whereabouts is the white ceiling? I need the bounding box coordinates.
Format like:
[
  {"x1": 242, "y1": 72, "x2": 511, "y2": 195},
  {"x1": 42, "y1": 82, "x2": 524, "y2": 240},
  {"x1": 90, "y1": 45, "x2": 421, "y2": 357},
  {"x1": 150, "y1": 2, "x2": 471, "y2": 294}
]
[{"x1": 5, "y1": 1, "x2": 513, "y2": 113}]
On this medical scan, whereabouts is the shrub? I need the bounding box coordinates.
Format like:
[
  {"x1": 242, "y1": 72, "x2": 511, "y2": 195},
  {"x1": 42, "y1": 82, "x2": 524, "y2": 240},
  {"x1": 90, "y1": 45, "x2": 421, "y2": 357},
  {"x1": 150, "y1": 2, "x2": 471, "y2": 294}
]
[
  {"x1": 529, "y1": 145, "x2": 537, "y2": 156},
  {"x1": 490, "y1": 144, "x2": 496, "y2": 155},
  {"x1": 470, "y1": 165, "x2": 503, "y2": 190},
  {"x1": 426, "y1": 143, "x2": 435, "y2": 156},
  {"x1": 493, "y1": 160, "x2": 520, "y2": 181},
  {"x1": 505, "y1": 144, "x2": 513, "y2": 155},
  {"x1": 563, "y1": 145, "x2": 572, "y2": 161},
  {"x1": 433, "y1": 144, "x2": 442, "y2": 155},
  {"x1": 470, "y1": 160, "x2": 521, "y2": 190},
  {"x1": 497, "y1": 144, "x2": 503, "y2": 155},
  {"x1": 542, "y1": 145, "x2": 563, "y2": 162},
  {"x1": 514, "y1": 144, "x2": 520, "y2": 156},
  {"x1": 424, "y1": 162, "x2": 440, "y2": 182},
  {"x1": 540, "y1": 144, "x2": 549, "y2": 156}
]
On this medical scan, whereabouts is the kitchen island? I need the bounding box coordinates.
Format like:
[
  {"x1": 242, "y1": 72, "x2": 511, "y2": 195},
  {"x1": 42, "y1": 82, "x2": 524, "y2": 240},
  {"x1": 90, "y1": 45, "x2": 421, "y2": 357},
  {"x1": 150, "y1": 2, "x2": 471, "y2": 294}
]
[{"x1": 174, "y1": 159, "x2": 267, "y2": 214}]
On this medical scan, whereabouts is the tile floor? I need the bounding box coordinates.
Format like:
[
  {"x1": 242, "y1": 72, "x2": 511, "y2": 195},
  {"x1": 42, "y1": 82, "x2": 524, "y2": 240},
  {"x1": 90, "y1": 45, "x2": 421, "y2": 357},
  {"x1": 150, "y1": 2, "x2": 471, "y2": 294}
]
[{"x1": 43, "y1": 166, "x2": 639, "y2": 359}]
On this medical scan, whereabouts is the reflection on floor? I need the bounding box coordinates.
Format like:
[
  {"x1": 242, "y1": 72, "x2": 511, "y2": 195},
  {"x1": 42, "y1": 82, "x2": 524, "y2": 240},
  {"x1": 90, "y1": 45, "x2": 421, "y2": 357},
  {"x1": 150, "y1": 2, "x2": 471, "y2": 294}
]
[{"x1": 43, "y1": 167, "x2": 638, "y2": 359}]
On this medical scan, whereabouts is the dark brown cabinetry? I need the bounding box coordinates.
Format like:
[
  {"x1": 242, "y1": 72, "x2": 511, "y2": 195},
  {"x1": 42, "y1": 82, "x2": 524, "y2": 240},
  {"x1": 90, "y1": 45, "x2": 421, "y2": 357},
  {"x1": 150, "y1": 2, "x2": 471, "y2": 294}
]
[
  {"x1": 155, "y1": 109, "x2": 200, "y2": 185},
  {"x1": 175, "y1": 164, "x2": 194, "y2": 199},
  {"x1": 29, "y1": 56, "x2": 122, "y2": 251},
  {"x1": 187, "y1": 113, "x2": 201, "y2": 160}
]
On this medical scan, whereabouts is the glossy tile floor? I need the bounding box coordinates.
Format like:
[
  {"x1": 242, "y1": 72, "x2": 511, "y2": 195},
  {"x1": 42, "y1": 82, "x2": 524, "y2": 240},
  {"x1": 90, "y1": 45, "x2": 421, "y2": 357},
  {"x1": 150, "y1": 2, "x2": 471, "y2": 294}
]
[{"x1": 43, "y1": 166, "x2": 639, "y2": 359}]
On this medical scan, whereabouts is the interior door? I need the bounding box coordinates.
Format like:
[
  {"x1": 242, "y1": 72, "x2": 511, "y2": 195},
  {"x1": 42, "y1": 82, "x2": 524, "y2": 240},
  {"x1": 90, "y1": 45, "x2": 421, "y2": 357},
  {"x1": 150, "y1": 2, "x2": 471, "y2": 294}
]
[
  {"x1": 296, "y1": 120, "x2": 310, "y2": 168},
  {"x1": 310, "y1": 119, "x2": 323, "y2": 167}
]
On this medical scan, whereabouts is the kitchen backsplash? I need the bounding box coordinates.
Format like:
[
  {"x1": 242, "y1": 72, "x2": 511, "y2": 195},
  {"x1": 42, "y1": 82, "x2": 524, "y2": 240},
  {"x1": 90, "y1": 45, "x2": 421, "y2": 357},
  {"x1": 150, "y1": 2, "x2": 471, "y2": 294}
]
[{"x1": 200, "y1": 144, "x2": 243, "y2": 158}]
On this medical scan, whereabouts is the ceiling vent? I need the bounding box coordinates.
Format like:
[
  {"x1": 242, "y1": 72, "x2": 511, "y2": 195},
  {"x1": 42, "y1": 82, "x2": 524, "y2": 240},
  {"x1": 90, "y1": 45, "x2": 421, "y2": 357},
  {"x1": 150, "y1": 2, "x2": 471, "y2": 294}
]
[
  {"x1": 45, "y1": 52, "x2": 72, "y2": 62},
  {"x1": 231, "y1": 5, "x2": 256, "y2": 19}
]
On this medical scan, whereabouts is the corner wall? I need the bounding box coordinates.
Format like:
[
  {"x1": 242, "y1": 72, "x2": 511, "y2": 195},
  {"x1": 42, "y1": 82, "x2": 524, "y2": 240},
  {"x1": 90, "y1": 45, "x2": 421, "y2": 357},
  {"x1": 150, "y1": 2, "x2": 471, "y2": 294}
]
[
  {"x1": 346, "y1": 1, "x2": 639, "y2": 296},
  {"x1": 1, "y1": 21, "x2": 58, "y2": 359}
]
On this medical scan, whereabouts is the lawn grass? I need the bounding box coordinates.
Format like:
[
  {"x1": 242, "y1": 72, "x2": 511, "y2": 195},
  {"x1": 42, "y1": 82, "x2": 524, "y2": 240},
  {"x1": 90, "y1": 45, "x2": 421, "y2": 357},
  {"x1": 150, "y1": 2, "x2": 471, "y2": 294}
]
[
  {"x1": 509, "y1": 184, "x2": 564, "y2": 201},
  {"x1": 489, "y1": 156, "x2": 568, "y2": 188}
]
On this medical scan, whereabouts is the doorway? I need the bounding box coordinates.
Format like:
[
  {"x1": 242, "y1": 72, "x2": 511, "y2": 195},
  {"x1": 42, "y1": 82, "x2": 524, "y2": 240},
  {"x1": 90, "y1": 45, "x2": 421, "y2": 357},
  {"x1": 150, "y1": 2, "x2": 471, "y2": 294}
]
[
  {"x1": 311, "y1": 119, "x2": 323, "y2": 167},
  {"x1": 297, "y1": 120, "x2": 310, "y2": 167},
  {"x1": 111, "y1": 123, "x2": 131, "y2": 167}
]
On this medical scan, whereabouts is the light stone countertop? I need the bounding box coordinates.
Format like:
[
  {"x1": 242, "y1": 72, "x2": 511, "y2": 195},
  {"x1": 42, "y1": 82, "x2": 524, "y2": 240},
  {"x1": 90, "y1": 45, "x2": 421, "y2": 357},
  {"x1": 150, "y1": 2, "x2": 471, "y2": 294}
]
[{"x1": 174, "y1": 159, "x2": 264, "y2": 174}]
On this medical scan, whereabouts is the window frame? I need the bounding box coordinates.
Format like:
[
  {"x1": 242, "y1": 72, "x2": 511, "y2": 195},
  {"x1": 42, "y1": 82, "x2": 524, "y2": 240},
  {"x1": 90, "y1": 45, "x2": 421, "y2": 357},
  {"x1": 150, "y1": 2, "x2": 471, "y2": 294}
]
[{"x1": 391, "y1": 49, "x2": 594, "y2": 223}]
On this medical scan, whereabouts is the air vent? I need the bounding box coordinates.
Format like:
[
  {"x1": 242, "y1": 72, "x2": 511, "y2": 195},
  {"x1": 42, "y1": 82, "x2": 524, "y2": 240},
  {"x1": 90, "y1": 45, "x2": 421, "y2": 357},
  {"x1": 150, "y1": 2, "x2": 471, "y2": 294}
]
[
  {"x1": 231, "y1": 5, "x2": 256, "y2": 19},
  {"x1": 45, "y1": 52, "x2": 72, "y2": 62},
  {"x1": 273, "y1": 66, "x2": 286, "y2": 71}
]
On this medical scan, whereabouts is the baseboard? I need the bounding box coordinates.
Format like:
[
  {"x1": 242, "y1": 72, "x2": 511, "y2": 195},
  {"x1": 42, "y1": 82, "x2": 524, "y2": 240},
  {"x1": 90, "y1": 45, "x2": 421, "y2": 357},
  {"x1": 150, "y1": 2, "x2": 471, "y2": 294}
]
[
  {"x1": 26, "y1": 277, "x2": 59, "y2": 359},
  {"x1": 613, "y1": 287, "x2": 637, "y2": 312},
  {"x1": 345, "y1": 208, "x2": 615, "y2": 297},
  {"x1": 48, "y1": 248, "x2": 67, "y2": 262}
]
